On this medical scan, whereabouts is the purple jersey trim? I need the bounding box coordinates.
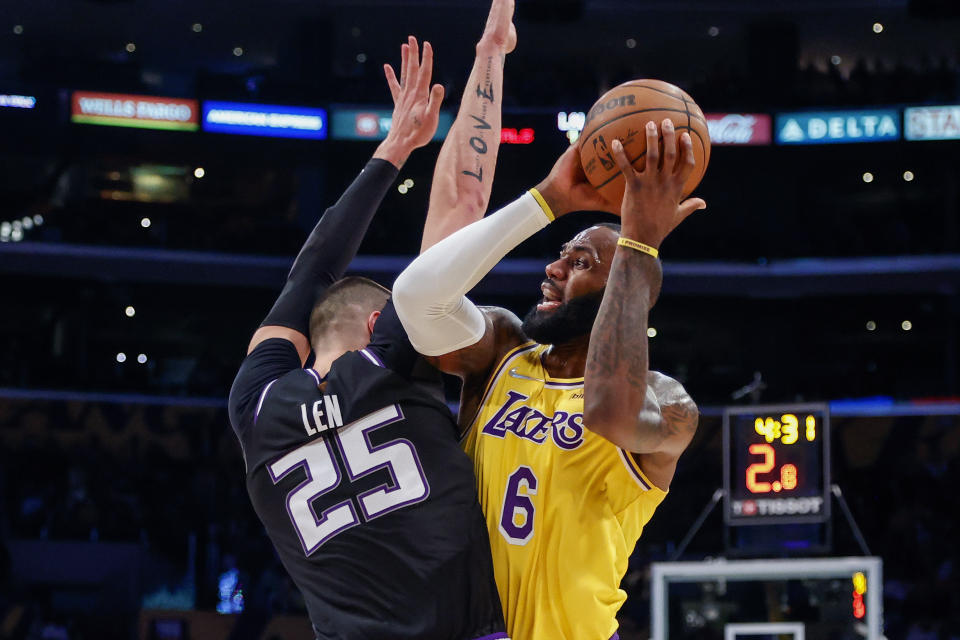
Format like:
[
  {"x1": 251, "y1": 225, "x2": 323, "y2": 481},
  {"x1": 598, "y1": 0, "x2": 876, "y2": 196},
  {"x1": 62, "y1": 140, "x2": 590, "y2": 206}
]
[
  {"x1": 473, "y1": 634, "x2": 510, "y2": 640},
  {"x1": 543, "y1": 379, "x2": 583, "y2": 389},
  {"x1": 304, "y1": 368, "x2": 322, "y2": 386},
  {"x1": 618, "y1": 448, "x2": 652, "y2": 491},
  {"x1": 610, "y1": 633, "x2": 620, "y2": 640},
  {"x1": 360, "y1": 348, "x2": 385, "y2": 368}
]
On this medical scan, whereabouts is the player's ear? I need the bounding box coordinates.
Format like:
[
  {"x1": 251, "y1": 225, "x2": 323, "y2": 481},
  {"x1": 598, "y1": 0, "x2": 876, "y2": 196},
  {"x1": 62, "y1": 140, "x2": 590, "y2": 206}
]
[{"x1": 366, "y1": 310, "x2": 381, "y2": 337}]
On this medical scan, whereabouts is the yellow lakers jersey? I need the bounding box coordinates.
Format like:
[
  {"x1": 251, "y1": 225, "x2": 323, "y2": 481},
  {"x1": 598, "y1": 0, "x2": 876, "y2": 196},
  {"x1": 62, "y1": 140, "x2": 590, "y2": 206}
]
[{"x1": 462, "y1": 342, "x2": 667, "y2": 640}]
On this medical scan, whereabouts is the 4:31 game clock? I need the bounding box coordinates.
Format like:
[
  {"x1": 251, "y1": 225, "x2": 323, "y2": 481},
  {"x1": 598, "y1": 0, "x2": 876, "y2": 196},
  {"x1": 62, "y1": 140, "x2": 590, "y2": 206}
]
[{"x1": 723, "y1": 404, "x2": 831, "y2": 525}]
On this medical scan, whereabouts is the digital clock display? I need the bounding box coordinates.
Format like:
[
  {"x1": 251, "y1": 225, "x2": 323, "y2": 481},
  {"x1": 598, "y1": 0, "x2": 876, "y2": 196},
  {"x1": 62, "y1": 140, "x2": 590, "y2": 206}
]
[{"x1": 723, "y1": 404, "x2": 831, "y2": 525}]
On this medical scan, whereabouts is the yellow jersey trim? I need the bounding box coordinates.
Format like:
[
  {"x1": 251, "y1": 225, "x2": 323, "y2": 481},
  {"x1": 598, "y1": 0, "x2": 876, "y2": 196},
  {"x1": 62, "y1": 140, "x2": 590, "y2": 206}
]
[
  {"x1": 479, "y1": 342, "x2": 538, "y2": 404},
  {"x1": 531, "y1": 344, "x2": 584, "y2": 388},
  {"x1": 543, "y1": 377, "x2": 584, "y2": 389},
  {"x1": 542, "y1": 369, "x2": 584, "y2": 387}
]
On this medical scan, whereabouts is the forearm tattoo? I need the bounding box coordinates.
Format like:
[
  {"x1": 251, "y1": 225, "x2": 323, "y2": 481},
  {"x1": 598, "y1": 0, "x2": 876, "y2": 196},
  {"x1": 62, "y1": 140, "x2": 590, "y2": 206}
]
[
  {"x1": 462, "y1": 56, "x2": 498, "y2": 183},
  {"x1": 587, "y1": 251, "x2": 663, "y2": 391},
  {"x1": 660, "y1": 400, "x2": 699, "y2": 440}
]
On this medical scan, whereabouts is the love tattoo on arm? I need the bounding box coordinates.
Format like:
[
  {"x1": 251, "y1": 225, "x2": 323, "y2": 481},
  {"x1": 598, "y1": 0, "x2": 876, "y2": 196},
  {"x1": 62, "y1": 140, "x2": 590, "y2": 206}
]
[{"x1": 462, "y1": 56, "x2": 498, "y2": 183}]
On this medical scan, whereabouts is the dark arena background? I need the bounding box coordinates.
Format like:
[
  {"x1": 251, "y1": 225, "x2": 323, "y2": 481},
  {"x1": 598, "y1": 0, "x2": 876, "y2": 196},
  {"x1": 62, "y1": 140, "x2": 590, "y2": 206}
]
[{"x1": 1, "y1": 0, "x2": 959, "y2": 638}]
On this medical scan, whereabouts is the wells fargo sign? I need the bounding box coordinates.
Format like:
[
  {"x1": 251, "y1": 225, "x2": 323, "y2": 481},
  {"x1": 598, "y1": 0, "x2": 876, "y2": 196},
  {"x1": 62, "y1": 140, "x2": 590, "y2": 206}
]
[{"x1": 71, "y1": 91, "x2": 199, "y2": 131}]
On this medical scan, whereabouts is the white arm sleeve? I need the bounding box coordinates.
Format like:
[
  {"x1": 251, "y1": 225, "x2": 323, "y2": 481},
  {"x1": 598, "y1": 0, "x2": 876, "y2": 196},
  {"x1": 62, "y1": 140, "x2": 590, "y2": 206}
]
[{"x1": 393, "y1": 191, "x2": 553, "y2": 356}]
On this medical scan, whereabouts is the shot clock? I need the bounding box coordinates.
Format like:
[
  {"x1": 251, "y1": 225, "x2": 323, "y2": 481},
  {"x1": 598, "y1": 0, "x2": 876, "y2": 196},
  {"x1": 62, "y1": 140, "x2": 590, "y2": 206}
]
[{"x1": 723, "y1": 404, "x2": 831, "y2": 525}]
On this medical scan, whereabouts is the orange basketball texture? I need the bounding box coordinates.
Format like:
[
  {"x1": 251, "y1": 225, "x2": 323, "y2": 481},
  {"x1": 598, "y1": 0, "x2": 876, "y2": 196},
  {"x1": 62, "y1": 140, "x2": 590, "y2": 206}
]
[{"x1": 578, "y1": 79, "x2": 711, "y2": 204}]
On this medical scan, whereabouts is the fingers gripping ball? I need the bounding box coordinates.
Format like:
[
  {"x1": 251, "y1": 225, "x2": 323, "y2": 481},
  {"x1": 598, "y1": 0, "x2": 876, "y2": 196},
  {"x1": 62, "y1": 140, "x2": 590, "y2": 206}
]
[{"x1": 578, "y1": 79, "x2": 711, "y2": 203}]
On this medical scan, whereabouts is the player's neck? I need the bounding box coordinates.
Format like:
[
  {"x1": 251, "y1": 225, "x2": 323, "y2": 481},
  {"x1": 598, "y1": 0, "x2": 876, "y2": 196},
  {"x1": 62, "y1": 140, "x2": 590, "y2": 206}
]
[
  {"x1": 311, "y1": 346, "x2": 349, "y2": 379},
  {"x1": 540, "y1": 334, "x2": 590, "y2": 379}
]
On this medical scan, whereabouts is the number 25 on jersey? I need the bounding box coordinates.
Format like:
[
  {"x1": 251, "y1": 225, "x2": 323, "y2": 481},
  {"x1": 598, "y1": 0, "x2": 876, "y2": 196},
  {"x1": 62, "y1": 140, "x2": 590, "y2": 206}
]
[{"x1": 268, "y1": 404, "x2": 430, "y2": 556}]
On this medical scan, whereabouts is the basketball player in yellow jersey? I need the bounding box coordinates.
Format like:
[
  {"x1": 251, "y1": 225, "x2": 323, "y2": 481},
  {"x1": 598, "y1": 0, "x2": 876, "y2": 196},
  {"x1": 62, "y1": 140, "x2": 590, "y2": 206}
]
[{"x1": 393, "y1": 122, "x2": 706, "y2": 640}]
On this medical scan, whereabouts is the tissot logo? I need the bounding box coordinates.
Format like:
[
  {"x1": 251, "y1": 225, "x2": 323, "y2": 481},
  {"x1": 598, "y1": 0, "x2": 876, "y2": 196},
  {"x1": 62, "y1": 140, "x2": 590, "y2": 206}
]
[
  {"x1": 732, "y1": 496, "x2": 824, "y2": 517},
  {"x1": 775, "y1": 110, "x2": 900, "y2": 145}
]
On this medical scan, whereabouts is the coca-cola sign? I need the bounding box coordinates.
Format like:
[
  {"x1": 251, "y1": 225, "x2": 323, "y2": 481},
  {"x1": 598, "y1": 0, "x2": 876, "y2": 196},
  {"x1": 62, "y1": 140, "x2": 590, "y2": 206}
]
[{"x1": 704, "y1": 113, "x2": 772, "y2": 146}]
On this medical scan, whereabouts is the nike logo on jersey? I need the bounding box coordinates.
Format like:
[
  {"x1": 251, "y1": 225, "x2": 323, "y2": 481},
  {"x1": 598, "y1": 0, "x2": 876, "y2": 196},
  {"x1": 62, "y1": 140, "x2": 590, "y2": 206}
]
[
  {"x1": 299, "y1": 395, "x2": 343, "y2": 437},
  {"x1": 509, "y1": 367, "x2": 545, "y2": 382}
]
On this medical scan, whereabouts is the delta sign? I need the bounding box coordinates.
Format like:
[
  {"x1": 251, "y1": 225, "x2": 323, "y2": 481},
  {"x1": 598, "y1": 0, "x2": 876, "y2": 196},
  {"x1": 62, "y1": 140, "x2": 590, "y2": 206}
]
[{"x1": 775, "y1": 109, "x2": 900, "y2": 145}]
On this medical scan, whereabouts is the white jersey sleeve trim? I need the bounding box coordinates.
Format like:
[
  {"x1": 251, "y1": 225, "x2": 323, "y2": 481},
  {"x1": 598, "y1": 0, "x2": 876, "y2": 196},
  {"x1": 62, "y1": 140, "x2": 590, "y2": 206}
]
[{"x1": 254, "y1": 379, "x2": 280, "y2": 422}]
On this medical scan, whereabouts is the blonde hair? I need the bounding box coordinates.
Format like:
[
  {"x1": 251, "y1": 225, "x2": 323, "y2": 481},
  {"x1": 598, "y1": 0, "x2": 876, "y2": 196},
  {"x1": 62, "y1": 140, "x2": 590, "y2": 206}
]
[{"x1": 308, "y1": 277, "x2": 390, "y2": 351}]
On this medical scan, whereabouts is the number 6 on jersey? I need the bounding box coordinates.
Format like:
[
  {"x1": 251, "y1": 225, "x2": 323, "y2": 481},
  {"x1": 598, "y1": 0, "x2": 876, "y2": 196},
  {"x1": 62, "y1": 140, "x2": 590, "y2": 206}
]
[{"x1": 499, "y1": 465, "x2": 538, "y2": 545}]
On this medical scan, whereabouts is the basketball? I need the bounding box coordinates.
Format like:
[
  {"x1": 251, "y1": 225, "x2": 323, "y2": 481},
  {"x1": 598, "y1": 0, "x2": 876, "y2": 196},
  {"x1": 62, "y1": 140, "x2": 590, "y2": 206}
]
[{"x1": 578, "y1": 79, "x2": 711, "y2": 204}]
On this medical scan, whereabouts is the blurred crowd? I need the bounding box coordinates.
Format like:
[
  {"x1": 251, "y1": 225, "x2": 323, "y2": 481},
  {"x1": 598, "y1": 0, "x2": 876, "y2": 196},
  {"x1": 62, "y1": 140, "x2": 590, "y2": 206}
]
[
  {"x1": 689, "y1": 57, "x2": 960, "y2": 111},
  {"x1": 0, "y1": 399, "x2": 293, "y2": 639},
  {"x1": 1, "y1": 398, "x2": 958, "y2": 639},
  {"x1": 331, "y1": 54, "x2": 960, "y2": 110}
]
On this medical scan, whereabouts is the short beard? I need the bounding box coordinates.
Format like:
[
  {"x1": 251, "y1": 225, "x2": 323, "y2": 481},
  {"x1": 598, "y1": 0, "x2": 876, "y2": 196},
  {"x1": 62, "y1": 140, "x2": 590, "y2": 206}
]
[{"x1": 521, "y1": 289, "x2": 605, "y2": 346}]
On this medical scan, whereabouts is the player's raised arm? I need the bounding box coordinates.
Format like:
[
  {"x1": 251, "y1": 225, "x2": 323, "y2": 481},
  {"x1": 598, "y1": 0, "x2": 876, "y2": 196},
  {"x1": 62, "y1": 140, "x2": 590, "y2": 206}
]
[
  {"x1": 244, "y1": 38, "x2": 444, "y2": 363},
  {"x1": 392, "y1": 145, "x2": 616, "y2": 379},
  {"x1": 418, "y1": 0, "x2": 516, "y2": 252},
  {"x1": 582, "y1": 121, "x2": 705, "y2": 466}
]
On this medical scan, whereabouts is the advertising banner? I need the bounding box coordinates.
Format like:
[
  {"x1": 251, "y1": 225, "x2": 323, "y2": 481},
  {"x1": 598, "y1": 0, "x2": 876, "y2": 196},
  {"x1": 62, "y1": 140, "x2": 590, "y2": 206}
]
[
  {"x1": 71, "y1": 91, "x2": 199, "y2": 131},
  {"x1": 775, "y1": 109, "x2": 900, "y2": 144},
  {"x1": 704, "y1": 113, "x2": 772, "y2": 146},
  {"x1": 0, "y1": 94, "x2": 36, "y2": 109},
  {"x1": 500, "y1": 127, "x2": 535, "y2": 144},
  {"x1": 904, "y1": 105, "x2": 960, "y2": 141},
  {"x1": 202, "y1": 101, "x2": 327, "y2": 139},
  {"x1": 330, "y1": 107, "x2": 452, "y2": 140}
]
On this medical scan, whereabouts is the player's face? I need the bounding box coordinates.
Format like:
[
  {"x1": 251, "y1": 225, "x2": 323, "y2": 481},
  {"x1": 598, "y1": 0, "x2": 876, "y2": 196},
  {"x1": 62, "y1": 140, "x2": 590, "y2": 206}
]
[
  {"x1": 540, "y1": 226, "x2": 617, "y2": 309},
  {"x1": 521, "y1": 226, "x2": 618, "y2": 344}
]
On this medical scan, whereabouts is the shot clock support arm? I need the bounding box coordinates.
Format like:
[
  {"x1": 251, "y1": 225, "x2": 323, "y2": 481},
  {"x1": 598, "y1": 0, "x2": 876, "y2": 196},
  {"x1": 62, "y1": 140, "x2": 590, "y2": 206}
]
[
  {"x1": 832, "y1": 485, "x2": 872, "y2": 556},
  {"x1": 670, "y1": 488, "x2": 725, "y2": 561},
  {"x1": 668, "y1": 485, "x2": 870, "y2": 561}
]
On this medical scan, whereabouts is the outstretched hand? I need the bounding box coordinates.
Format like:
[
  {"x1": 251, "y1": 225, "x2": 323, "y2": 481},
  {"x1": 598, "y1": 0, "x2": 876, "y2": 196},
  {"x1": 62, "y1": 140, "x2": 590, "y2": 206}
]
[
  {"x1": 478, "y1": 0, "x2": 517, "y2": 54},
  {"x1": 611, "y1": 119, "x2": 706, "y2": 248},
  {"x1": 533, "y1": 145, "x2": 619, "y2": 217},
  {"x1": 376, "y1": 36, "x2": 445, "y2": 166}
]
